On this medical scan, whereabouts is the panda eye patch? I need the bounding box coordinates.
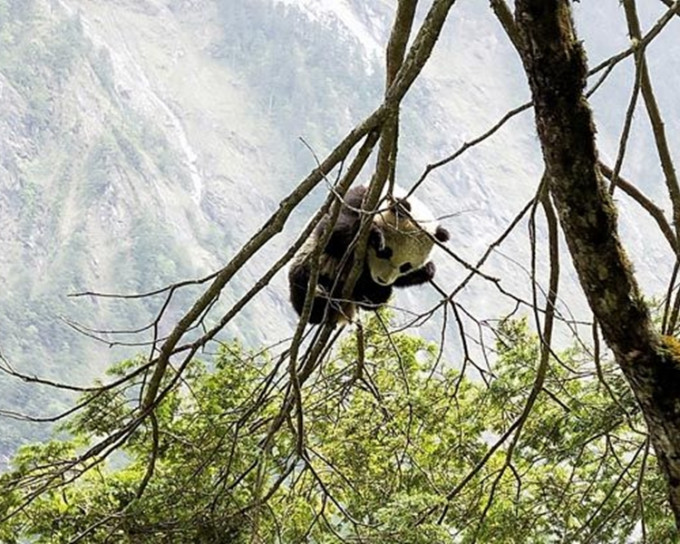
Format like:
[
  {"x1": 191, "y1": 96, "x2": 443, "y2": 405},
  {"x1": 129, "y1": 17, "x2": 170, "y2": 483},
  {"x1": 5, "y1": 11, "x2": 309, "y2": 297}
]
[
  {"x1": 399, "y1": 262, "x2": 413, "y2": 273},
  {"x1": 377, "y1": 247, "x2": 393, "y2": 259}
]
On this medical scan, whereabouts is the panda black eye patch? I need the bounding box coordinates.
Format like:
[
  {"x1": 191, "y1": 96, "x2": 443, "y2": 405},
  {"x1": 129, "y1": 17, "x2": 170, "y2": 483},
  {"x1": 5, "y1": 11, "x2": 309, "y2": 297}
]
[
  {"x1": 399, "y1": 262, "x2": 413, "y2": 273},
  {"x1": 377, "y1": 247, "x2": 393, "y2": 259}
]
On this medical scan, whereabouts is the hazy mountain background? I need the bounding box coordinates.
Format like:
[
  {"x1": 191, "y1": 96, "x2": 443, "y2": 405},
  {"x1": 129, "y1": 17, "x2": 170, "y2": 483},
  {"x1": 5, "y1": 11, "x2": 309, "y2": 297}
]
[{"x1": 1, "y1": 0, "x2": 678, "y2": 458}]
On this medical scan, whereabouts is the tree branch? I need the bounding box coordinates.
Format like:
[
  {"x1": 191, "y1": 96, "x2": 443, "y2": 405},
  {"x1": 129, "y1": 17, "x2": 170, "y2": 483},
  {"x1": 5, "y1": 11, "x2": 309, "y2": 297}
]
[{"x1": 514, "y1": 0, "x2": 680, "y2": 527}]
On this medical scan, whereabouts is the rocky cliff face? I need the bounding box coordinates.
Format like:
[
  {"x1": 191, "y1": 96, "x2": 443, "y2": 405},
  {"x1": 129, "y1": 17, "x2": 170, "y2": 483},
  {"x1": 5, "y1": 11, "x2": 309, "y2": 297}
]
[
  {"x1": 0, "y1": 0, "x2": 391, "y2": 454},
  {"x1": 0, "y1": 0, "x2": 277, "y2": 452},
  {"x1": 1, "y1": 0, "x2": 678, "y2": 456}
]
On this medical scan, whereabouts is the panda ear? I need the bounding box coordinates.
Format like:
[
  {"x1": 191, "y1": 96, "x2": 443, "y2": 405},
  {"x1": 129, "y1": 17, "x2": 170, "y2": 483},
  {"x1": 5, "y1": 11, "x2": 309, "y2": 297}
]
[
  {"x1": 395, "y1": 199, "x2": 411, "y2": 214},
  {"x1": 435, "y1": 226, "x2": 450, "y2": 243}
]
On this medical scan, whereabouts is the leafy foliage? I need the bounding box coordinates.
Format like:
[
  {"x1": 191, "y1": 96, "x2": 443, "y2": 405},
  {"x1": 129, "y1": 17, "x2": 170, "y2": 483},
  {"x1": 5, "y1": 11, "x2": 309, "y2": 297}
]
[{"x1": 0, "y1": 317, "x2": 672, "y2": 542}]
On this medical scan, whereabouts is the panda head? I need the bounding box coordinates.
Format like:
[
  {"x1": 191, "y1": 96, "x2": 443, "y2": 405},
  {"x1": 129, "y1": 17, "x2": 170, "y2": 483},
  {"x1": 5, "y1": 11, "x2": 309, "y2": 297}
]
[{"x1": 366, "y1": 191, "x2": 450, "y2": 286}]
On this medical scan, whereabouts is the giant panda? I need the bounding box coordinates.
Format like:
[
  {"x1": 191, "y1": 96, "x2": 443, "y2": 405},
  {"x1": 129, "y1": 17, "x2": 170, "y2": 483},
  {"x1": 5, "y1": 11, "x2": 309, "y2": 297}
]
[{"x1": 288, "y1": 185, "x2": 450, "y2": 324}]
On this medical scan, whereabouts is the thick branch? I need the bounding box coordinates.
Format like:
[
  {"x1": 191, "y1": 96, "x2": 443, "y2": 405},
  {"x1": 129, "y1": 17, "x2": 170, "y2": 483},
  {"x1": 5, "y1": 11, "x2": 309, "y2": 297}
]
[{"x1": 514, "y1": 0, "x2": 680, "y2": 528}]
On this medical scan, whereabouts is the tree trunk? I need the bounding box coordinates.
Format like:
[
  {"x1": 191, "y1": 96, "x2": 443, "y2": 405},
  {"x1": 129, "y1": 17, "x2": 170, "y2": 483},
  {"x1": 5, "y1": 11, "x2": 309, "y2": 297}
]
[{"x1": 514, "y1": 0, "x2": 680, "y2": 527}]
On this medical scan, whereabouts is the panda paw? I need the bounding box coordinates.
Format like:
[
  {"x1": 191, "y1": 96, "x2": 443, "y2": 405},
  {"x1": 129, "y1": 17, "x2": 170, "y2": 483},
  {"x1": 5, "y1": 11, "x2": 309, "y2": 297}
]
[
  {"x1": 393, "y1": 261, "x2": 435, "y2": 287},
  {"x1": 423, "y1": 261, "x2": 436, "y2": 280}
]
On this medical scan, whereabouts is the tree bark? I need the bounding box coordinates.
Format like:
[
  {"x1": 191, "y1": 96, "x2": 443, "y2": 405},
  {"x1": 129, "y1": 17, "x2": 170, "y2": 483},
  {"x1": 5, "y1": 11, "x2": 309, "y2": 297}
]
[{"x1": 514, "y1": 0, "x2": 680, "y2": 528}]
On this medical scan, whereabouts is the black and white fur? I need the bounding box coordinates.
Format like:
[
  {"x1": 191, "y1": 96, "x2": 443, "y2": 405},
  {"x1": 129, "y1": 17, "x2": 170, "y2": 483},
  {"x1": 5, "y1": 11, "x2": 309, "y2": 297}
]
[{"x1": 288, "y1": 185, "x2": 450, "y2": 324}]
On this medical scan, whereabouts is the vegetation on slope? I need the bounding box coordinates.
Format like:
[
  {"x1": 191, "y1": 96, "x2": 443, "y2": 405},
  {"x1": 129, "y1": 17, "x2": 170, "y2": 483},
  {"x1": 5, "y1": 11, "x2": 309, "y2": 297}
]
[{"x1": 0, "y1": 317, "x2": 673, "y2": 543}]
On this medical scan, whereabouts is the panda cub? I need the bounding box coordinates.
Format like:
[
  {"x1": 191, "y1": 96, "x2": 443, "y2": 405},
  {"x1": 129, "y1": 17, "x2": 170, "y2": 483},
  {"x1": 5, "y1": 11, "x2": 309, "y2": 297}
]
[{"x1": 288, "y1": 185, "x2": 450, "y2": 324}]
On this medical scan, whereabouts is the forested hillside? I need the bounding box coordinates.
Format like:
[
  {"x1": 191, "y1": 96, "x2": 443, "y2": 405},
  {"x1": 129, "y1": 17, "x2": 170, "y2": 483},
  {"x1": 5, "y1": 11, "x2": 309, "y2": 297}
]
[
  {"x1": 1, "y1": 0, "x2": 678, "y2": 468},
  {"x1": 0, "y1": 0, "x2": 384, "y2": 452}
]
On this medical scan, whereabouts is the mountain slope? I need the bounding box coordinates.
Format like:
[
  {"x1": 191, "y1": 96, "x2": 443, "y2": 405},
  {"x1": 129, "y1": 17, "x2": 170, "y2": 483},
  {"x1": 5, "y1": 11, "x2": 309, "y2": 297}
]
[{"x1": 1, "y1": 0, "x2": 678, "y2": 458}]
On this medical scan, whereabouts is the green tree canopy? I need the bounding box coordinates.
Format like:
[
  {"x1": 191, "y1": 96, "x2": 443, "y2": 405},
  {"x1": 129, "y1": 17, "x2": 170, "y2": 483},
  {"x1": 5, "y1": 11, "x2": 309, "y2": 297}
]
[{"x1": 0, "y1": 317, "x2": 673, "y2": 543}]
